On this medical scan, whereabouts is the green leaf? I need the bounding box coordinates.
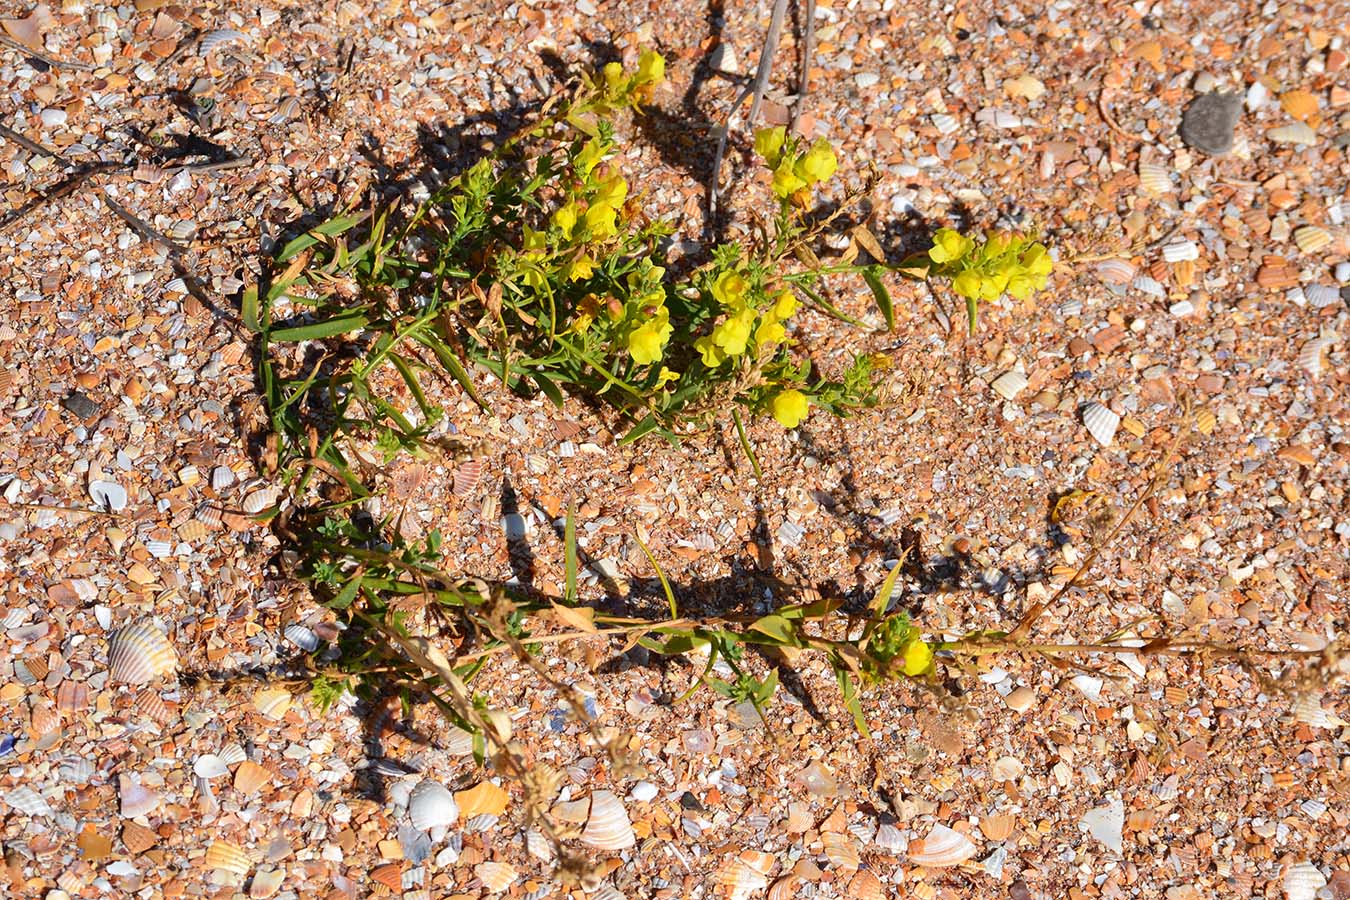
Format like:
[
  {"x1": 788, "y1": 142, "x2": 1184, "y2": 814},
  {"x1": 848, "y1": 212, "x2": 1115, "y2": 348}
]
[
  {"x1": 241, "y1": 285, "x2": 262, "y2": 333},
  {"x1": 862, "y1": 266, "x2": 894, "y2": 330},
  {"x1": 413, "y1": 333, "x2": 487, "y2": 411},
  {"x1": 633, "y1": 530, "x2": 678, "y2": 619},
  {"x1": 619, "y1": 414, "x2": 660, "y2": 445},
  {"x1": 869, "y1": 555, "x2": 905, "y2": 619},
  {"x1": 834, "y1": 666, "x2": 871, "y2": 738},
  {"x1": 746, "y1": 614, "x2": 796, "y2": 646},
  {"x1": 533, "y1": 371, "x2": 565, "y2": 408},
  {"x1": 328, "y1": 573, "x2": 363, "y2": 609},
  {"x1": 270, "y1": 312, "x2": 370, "y2": 342},
  {"x1": 564, "y1": 502, "x2": 578, "y2": 604}
]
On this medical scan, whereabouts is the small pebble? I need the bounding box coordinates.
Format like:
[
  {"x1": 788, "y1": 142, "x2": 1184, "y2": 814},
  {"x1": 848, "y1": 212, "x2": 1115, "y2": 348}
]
[
  {"x1": 1004, "y1": 687, "x2": 1035, "y2": 711},
  {"x1": 1179, "y1": 92, "x2": 1242, "y2": 155},
  {"x1": 1334, "y1": 262, "x2": 1350, "y2": 284},
  {"x1": 854, "y1": 72, "x2": 879, "y2": 89},
  {"x1": 62, "y1": 391, "x2": 99, "y2": 419},
  {"x1": 40, "y1": 108, "x2": 68, "y2": 128}
]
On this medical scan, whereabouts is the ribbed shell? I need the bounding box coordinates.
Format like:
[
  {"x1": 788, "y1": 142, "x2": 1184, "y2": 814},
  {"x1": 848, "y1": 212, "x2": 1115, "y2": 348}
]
[
  {"x1": 1161, "y1": 239, "x2": 1199, "y2": 262},
  {"x1": 909, "y1": 824, "x2": 977, "y2": 867},
  {"x1": 581, "y1": 790, "x2": 635, "y2": 850},
  {"x1": 1267, "y1": 122, "x2": 1317, "y2": 145},
  {"x1": 233, "y1": 760, "x2": 272, "y2": 795},
  {"x1": 408, "y1": 779, "x2": 458, "y2": 830},
  {"x1": 199, "y1": 28, "x2": 247, "y2": 53},
  {"x1": 4, "y1": 786, "x2": 52, "y2": 816},
  {"x1": 1082, "y1": 403, "x2": 1120, "y2": 447},
  {"x1": 1293, "y1": 692, "x2": 1348, "y2": 728},
  {"x1": 444, "y1": 725, "x2": 475, "y2": 756},
  {"x1": 205, "y1": 839, "x2": 251, "y2": 875},
  {"x1": 823, "y1": 832, "x2": 860, "y2": 870},
  {"x1": 716, "y1": 857, "x2": 769, "y2": 900},
  {"x1": 1297, "y1": 334, "x2": 1336, "y2": 379},
  {"x1": 1138, "y1": 162, "x2": 1174, "y2": 194},
  {"x1": 991, "y1": 371, "x2": 1028, "y2": 401},
  {"x1": 1095, "y1": 258, "x2": 1136, "y2": 285},
  {"x1": 475, "y1": 861, "x2": 517, "y2": 893},
  {"x1": 108, "y1": 620, "x2": 177, "y2": 684},
  {"x1": 283, "y1": 624, "x2": 319, "y2": 652},
  {"x1": 1292, "y1": 225, "x2": 1332, "y2": 254},
  {"x1": 1283, "y1": 862, "x2": 1327, "y2": 900},
  {"x1": 253, "y1": 688, "x2": 292, "y2": 721}
]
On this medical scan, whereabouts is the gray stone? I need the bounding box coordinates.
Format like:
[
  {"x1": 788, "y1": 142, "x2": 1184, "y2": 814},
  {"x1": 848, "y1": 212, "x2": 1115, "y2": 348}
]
[
  {"x1": 1179, "y1": 92, "x2": 1243, "y2": 155},
  {"x1": 61, "y1": 390, "x2": 98, "y2": 419}
]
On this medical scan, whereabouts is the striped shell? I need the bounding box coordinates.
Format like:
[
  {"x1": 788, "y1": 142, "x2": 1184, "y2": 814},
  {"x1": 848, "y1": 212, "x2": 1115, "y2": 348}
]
[
  {"x1": 1283, "y1": 862, "x2": 1327, "y2": 900},
  {"x1": 716, "y1": 856, "x2": 769, "y2": 900},
  {"x1": 1293, "y1": 692, "x2": 1348, "y2": 728},
  {"x1": 1095, "y1": 258, "x2": 1136, "y2": 285},
  {"x1": 1138, "y1": 162, "x2": 1174, "y2": 194},
  {"x1": 233, "y1": 760, "x2": 272, "y2": 795},
  {"x1": 444, "y1": 725, "x2": 475, "y2": 756},
  {"x1": 1082, "y1": 403, "x2": 1120, "y2": 447},
  {"x1": 193, "y1": 754, "x2": 229, "y2": 779},
  {"x1": 249, "y1": 867, "x2": 285, "y2": 898},
  {"x1": 1293, "y1": 225, "x2": 1332, "y2": 254},
  {"x1": 768, "y1": 876, "x2": 801, "y2": 900},
  {"x1": 218, "y1": 743, "x2": 247, "y2": 766},
  {"x1": 200, "y1": 29, "x2": 247, "y2": 53},
  {"x1": 205, "y1": 839, "x2": 251, "y2": 875},
  {"x1": 4, "y1": 786, "x2": 52, "y2": 816},
  {"x1": 581, "y1": 790, "x2": 635, "y2": 851},
  {"x1": 1297, "y1": 333, "x2": 1337, "y2": 378},
  {"x1": 283, "y1": 624, "x2": 319, "y2": 651},
  {"x1": 979, "y1": 814, "x2": 1015, "y2": 842},
  {"x1": 931, "y1": 113, "x2": 959, "y2": 135},
  {"x1": 875, "y1": 822, "x2": 906, "y2": 853},
  {"x1": 846, "y1": 870, "x2": 885, "y2": 900},
  {"x1": 408, "y1": 779, "x2": 458, "y2": 831},
  {"x1": 241, "y1": 487, "x2": 278, "y2": 514},
  {"x1": 1132, "y1": 274, "x2": 1165, "y2": 297},
  {"x1": 475, "y1": 861, "x2": 517, "y2": 893},
  {"x1": 1161, "y1": 239, "x2": 1198, "y2": 262},
  {"x1": 909, "y1": 824, "x2": 977, "y2": 867},
  {"x1": 452, "y1": 459, "x2": 484, "y2": 498},
  {"x1": 1267, "y1": 122, "x2": 1317, "y2": 145},
  {"x1": 1304, "y1": 284, "x2": 1341, "y2": 308},
  {"x1": 253, "y1": 688, "x2": 292, "y2": 720},
  {"x1": 108, "y1": 620, "x2": 178, "y2": 684},
  {"x1": 525, "y1": 828, "x2": 554, "y2": 862},
  {"x1": 823, "y1": 832, "x2": 860, "y2": 871},
  {"x1": 991, "y1": 371, "x2": 1028, "y2": 401}
]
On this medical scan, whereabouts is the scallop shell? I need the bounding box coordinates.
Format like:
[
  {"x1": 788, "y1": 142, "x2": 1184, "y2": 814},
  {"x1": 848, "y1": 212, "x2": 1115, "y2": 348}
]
[
  {"x1": 846, "y1": 870, "x2": 884, "y2": 900},
  {"x1": 92, "y1": 9, "x2": 116, "y2": 31},
  {"x1": 525, "y1": 828, "x2": 555, "y2": 862},
  {"x1": 716, "y1": 857, "x2": 769, "y2": 900},
  {"x1": 991, "y1": 371, "x2": 1028, "y2": 401},
  {"x1": 1283, "y1": 862, "x2": 1327, "y2": 900},
  {"x1": 1304, "y1": 284, "x2": 1340, "y2": 308},
  {"x1": 875, "y1": 822, "x2": 906, "y2": 853},
  {"x1": 233, "y1": 760, "x2": 272, "y2": 795},
  {"x1": 4, "y1": 786, "x2": 52, "y2": 817},
  {"x1": 1082, "y1": 402, "x2": 1120, "y2": 447},
  {"x1": 218, "y1": 742, "x2": 247, "y2": 766},
  {"x1": 283, "y1": 624, "x2": 319, "y2": 652},
  {"x1": 1132, "y1": 274, "x2": 1165, "y2": 297},
  {"x1": 1138, "y1": 162, "x2": 1174, "y2": 194},
  {"x1": 205, "y1": 839, "x2": 251, "y2": 875},
  {"x1": 581, "y1": 790, "x2": 635, "y2": 850},
  {"x1": 444, "y1": 725, "x2": 475, "y2": 756},
  {"x1": 1297, "y1": 333, "x2": 1337, "y2": 378},
  {"x1": 1161, "y1": 239, "x2": 1199, "y2": 262},
  {"x1": 475, "y1": 861, "x2": 517, "y2": 893},
  {"x1": 241, "y1": 487, "x2": 278, "y2": 514},
  {"x1": 979, "y1": 813, "x2": 1015, "y2": 842},
  {"x1": 767, "y1": 876, "x2": 801, "y2": 900},
  {"x1": 408, "y1": 779, "x2": 458, "y2": 831},
  {"x1": 108, "y1": 620, "x2": 178, "y2": 684},
  {"x1": 1095, "y1": 258, "x2": 1136, "y2": 285},
  {"x1": 931, "y1": 113, "x2": 959, "y2": 135},
  {"x1": 200, "y1": 28, "x2": 247, "y2": 54},
  {"x1": 1293, "y1": 692, "x2": 1348, "y2": 728},
  {"x1": 452, "y1": 459, "x2": 483, "y2": 498},
  {"x1": 1293, "y1": 225, "x2": 1332, "y2": 254},
  {"x1": 908, "y1": 824, "x2": 977, "y2": 867},
  {"x1": 193, "y1": 754, "x2": 229, "y2": 779},
  {"x1": 253, "y1": 688, "x2": 292, "y2": 720},
  {"x1": 823, "y1": 832, "x2": 860, "y2": 870}
]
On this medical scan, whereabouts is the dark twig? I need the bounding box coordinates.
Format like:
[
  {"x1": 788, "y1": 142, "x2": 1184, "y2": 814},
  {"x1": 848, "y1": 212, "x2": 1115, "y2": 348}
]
[
  {"x1": 0, "y1": 121, "x2": 69, "y2": 163},
  {"x1": 0, "y1": 32, "x2": 94, "y2": 71},
  {"x1": 709, "y1": 0, "x2": 789, "y2": 213},
  {"x1": 789, "y1": 0, "x2": 816, "y2": 132}
]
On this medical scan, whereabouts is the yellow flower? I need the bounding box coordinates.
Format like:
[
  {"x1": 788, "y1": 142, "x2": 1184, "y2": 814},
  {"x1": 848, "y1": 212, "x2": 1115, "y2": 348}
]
[
  {"x1": 593, "y1": 173, "x2": 628, "y2": 208},
  {"x1": 584, "y1": 202, "x2": 618, "y2": 240},
  {"x1": 796, "y1": 138, "x2": 837, "y2": 184},
  {"x1": 755, "y1": 318, "x2": 786, "y2": 346},
  {"x1": 575, "y1": 140, "x2": 604, "y2": 177},
  {"x1": 655, "y1": 366, "x2": 680, "y2": 387},
  {"x1": 711, "y1": 270, "x2": 749, "y2": 307},
  {"x1": 695, "y1": 335, "x2": 727, "y2": 367},
  {"x1": 769, "y1": 389, "x2": 809, "y2": 428},
  {"x1": 771, "y1": 290, "x2": 798, "y2": 320},
  {"x1": 1020, "y1": 243, "x2": 1053, "y2": 277},
  {"x1": 570, "y1": 294, "x2": 603, "y2": 333},
  {"x1": 951, "y1": 269, "x2": 982, "y2": 300},
  {"x1": 522, "y1": 226, "x2": 547, "y2": 252},
  {"x1": 553, "y1": 200, "x2": 580, "y2": 240},
  {"x1": 635, "y1": 49, "x2": 665, "y2": 85},
  {"x1": 563, "y1": 254, "x2": 595, "y2": 281},
  {"x1": 771, "y1": 164, "x2": 806, "y2": 199},
  {"x1": 603, "y1": 61, "x2": 625, "y2": 96},
  {"x1": 901, "y1": 639, "x2": 933, "y2": 676},
  {"x1": 711, "y1": 308, "x2": 756, "y2": 356},
  {"x1": 928, "y1": 228, "x2": 973, "y2": 264},
  {"x1": 628, "y1": 311, "x2": 672, "y2": 365},
  {"x1": 978, "y1": 269, "x2": 1010, "y2": 301},
  {"x1": 754, "y1": 126, "x2": 786, "y2": 167}
]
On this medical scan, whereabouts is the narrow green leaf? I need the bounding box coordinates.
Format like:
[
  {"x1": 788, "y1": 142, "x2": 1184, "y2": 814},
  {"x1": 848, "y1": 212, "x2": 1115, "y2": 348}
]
[
  {"x1": 270, "y1": 312, "x2": 370, "y2": 342},
  {"x1": 862, "y1": 266, "x2": 895, "y2": 330},
  {"x1": 533, "y1": 371, "x2": 565, "y2": 408},
  {"x1": 564, "y1": 502, "x2": 578, "y2": 604},
  {"x1": 619, "y1": 414, "x2": 660, "y2": 445},
  {"x1": 731, "y1": 409, "x2": 762, "y2": 480},
  {"x1": 413, "y1": 333, "x2": 488, "y2": 411},
  {"x1": 241, "y1": 285, "x2": 261, "y2": 333},
  {"x1": 746, "y1": 614, "x2": 795, "y2": 645},
  {"x1": 869, "y1": 554, "x2": 906, "y2": 618},
  {"x1": 633, "y1": 530, "x2": 677, "y2": 619},
  {"x1": 328, "y1": 573, "x2": 362, "y2": 609}
]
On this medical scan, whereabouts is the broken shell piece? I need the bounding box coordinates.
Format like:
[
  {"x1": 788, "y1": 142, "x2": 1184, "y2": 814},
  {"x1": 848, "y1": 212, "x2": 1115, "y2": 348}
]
[
  {"x1": 205, "y1": 839, "x2": 251, "y2": 875},
  {"x1": 581, "y1": 790, "x2": 635, "y2": 850},
  {"x1": 241, "y1": 487, "x2": 278, "y2": 514},
  {"x1": 1292, "y1": 225, "x2": 1331, "y2": 255},
  {"x1": 218, "y1": 743, "x2": 247, "y2": 766},
  {"x1": 253, "y1": 688, "x2": 291, "y2": 721},
  {"x1": 717, "y1": 855, "x2": 771, "y2": 900},
  {"x1": 108, "y1": 620, "x2": 178, "y2": 685},
  {"x1": 1095, "y1": 258, "x2": 1136, "y2": 284},
  {"x1": 233, "y1": 760, "x2": 272, "y2": 795},
  {"x1": 1161, "y1": 239, "x2": 1199, "y2": 262},
  {"x1": 444, "y1": 725, "x2": 475, "y2": 756},
  {"x1": 909, "y1": 824, "x2": 977, "y2": 867},
  {"x1": 1267, "y1": 122, "x2": 1317, "y2": 145},
  {"x1": 991, "y1": 371, "x2": 1028, "y2": 401},
  {"x1": 1082, "y1": 403, "x2": 1120, "y2": 447},
  {"x1": 475, "y1": 861, "x2": 517, "y2": 893},
  {"x1": 4, "y1": 786, "x2": 52, "y2": 817},
  {"x1": 1297, "y1": 333, "x2": 1337, "y2": 379},
  {"x1": 1293, "y1": 692, "x2": 1348, "y2": 728},
  {"x1": 822, "y1": 832, "x2": 860, "y2": 871},
  {"x1": 1138, "y1": 162, "x2": 1174, "y2": 194},
  {"x1": 408, "y1": 779, "x2": 458, "y2": 831},
  {"x1": 118, "y1": 774, "x2": 160, "y2": 818},
  {"x1": 193, "y1": 754, "x2": 229, "y2": 780},
  {"x1": 846, "y1": 870, "x2": 885, "y2": 900},
  {"x1": 1283, "y1": 862, "x2": 1327, "y2": 900}
]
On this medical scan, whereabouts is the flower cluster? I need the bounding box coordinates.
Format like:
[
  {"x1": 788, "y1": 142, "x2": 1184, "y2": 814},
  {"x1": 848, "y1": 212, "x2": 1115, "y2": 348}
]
[
  {"x1": 863, "y1": 613, "x2": 934, "y2": 681},
  {"x1": 925, "y1": 228, "x2": 1054, "y2": 331},
  {"x1": 753, "y1": 126, "x2": 838, "y2": 204}
]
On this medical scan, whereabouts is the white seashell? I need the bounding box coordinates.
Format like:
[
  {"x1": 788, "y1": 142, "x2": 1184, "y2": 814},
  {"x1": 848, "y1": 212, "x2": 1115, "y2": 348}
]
[
  {"x1": 716, "y1": 857, "x2": 770, "y2": 900},
  {"x1": 211, "y1": 465, "x2": 235, "y2": 490},
  {"x1": 475, "y1": 861, "x2": 517, "y2": 893},
  {"x1": 1267, "y1": 122, "x2": 1317, "y2": 145},
  {"x1": 1300, "y1": 799, "x2": 1326, "y2": 820},
  {"x1": 1138, "y1": 162, "x2": 1174, "y2": 194},
  {"x1": 193, "y1": 754, "x2": 229, "y2": 779},
  {"x1": 822, "y1": 832, "x2": 860, "y2": 870},
  {"x1": 1283, "y1": 862, "x2": 1327, "y2": 900},
  {"x1": 241, "y1": 487, "x2": 278, "y2": 514},
  {"x1": 874, "y1": 822, "x2": 906, "y2": 853},
  {"x1": 205, "y1": 839, "x2": 251, "y2": 875},
  {"x1": 1153, "y1": 774, "x2": 1179, "y2": 800},
  {"x1": 1081, "y1": 797, "x2": 1124, "y2": 853},
  {"x1": 1161, "y1": 239, "x2": 1199, "y2": 262},
  {"x1": 1132, "y1": 274, "x2": 1165, "y2": 297},
  {"x1": 1297, "y1": 333, "x2": 1337, "y2": 379},
  {"x1": 1293, "y1": 692, "x2": 1348, "y2": 728},
  {"x1": 118, "y1": 773, "x2": 161, "y2": 818},
  {"x1": 408, "y1": 779, "x2": 458, "y2": 831},
  {"x1": 92, "y1": 9, "x2": 117, "y2": 30},
  {"x1": 4, "y1": 786, "x2": 52, "y2": 817},
  {"x1": 931, "y1": 113, "x2": 959, "y2": 135},
  {"x1": 908, "y1": 824, "x2": 977, "y2": 867},
  {"x1": 218, "y1": 743, "x2": 247, "y2": 766},
  {"x1": 249, "y1": 867, "x2": 285, "y2": 899},
  {"x1": 253, "y1": 688, "x2": 291, "y2": 720},
  {"x1": 1304, "y1": 284, "x2": 1341, "y2": 308},
  {"x1": 108, "y1": 620, "x2": 178, "y2": 684},
  {"x1": 444, "y1": 725, "x2": 475, "y2": 756},
  {"x1": 200, "y1": 29, "x2": 248, "y2": 54},
  {"x1": 991, "y1": 371, "x2": 1028, "y2": 401},
  {"x1": 89, "y1": 480, "x2": 128, "y2": 510},
  {"x1": 1292, "y1": 225, "x2": 1331, "y2": 255},
  {"x1": 581, "y1": 790, "x2": 635, "y2": 850},
  {"x1": 145, "y1": 539, "x2": 173, "y2": 559},
  {"x1": 283, "y1": 624, "x2": 319, "y2": 651},
  {"x1": 1095, "y1": 258, "x2": 1136, "y2": 285},
  {"x1": 1082, "y1": 403, "x2": 1120, "y2": 447},
  {"x1": 525, "y1": 828, "x2": 555, "y2": 862}
]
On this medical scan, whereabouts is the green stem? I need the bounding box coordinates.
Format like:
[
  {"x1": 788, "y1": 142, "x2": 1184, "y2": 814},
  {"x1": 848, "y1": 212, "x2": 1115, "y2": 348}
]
[{"x1": 731, "y1": 409, "x2": 763, "y2": 480}]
